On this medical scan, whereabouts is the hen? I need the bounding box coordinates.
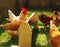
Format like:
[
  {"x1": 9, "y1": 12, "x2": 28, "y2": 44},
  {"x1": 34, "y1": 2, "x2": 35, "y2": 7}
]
[
  {"x1": 28, "y1": 12, "x2": 39, "y2": 29},
  {"x1": 50, "y1": 20, "x2": 60, "y2": 47},
  {"x1": 0, "y1": 8, "x2": 37, "y2": 38},
  {"x1": 6, "y1": 8, "x2": 27, "y2": 23},
  {"x1": 52, "y1": 14, "x2": 60, "y2": 27},
  {"x1": 38, "y1": 11, "x2": 58, "y2": 29},
  {"x1": 0, "y1": 8, "x2": 27, "y2": 38}
]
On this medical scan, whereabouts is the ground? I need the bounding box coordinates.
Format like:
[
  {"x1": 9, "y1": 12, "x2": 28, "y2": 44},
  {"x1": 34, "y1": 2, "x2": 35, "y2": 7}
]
[{"x1": 0, "y1": 10, "x2": 60, "y2": 47}]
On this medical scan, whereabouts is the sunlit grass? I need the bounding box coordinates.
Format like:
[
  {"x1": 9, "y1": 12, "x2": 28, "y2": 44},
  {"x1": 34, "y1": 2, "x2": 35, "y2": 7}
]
[
  {"x1": 0, "y1": 31, "x2": 11, "y2": 44},
  {"x1": 36, "y1": 34, "x2": 48, "y2": 46}
]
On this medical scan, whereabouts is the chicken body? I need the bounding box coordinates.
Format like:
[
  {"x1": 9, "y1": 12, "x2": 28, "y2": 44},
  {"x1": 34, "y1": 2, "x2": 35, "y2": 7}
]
[
  {"x1": 53, "y1": 15, "x2": 60, "y2": 27},
  {"x1": 0, "y1": 8, "x2": 27, "y2": 38},
  {"x1": 38, "y1": 14, "x2": 53, "y2": 26},
  {"x1": 1, "y1": 21, "x2": 23, "y2": 31},
  {"x1": 7, "y1": 9, "x2": 27, "y2": 23},
  {"x1": 50, "y1": 21, "x2": 60, "y2": 47},
  {"x1": 4, "y1": 9, "x2": 27, "y2": 31},
  {"x1": 38, "y1": 11, "x2": 59, "y2": 29}
]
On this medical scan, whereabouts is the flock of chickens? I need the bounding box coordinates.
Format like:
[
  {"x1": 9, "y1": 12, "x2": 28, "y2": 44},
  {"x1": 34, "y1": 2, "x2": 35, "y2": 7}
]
[{"x1": 0, "y1": 8, "x2": 60, "y2": 47}]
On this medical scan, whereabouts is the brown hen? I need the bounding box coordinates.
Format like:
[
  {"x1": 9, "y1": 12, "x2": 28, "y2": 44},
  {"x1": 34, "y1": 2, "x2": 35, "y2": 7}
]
[
  {"x1": 0, "y1": 8, "x2": 27, "y2": 38},
  {"x1": 38, "y1": 11, "x2": 58, "y2": 29},
  {"x1": 50, "y1": 21, "x2": 60, "y2": 47}
]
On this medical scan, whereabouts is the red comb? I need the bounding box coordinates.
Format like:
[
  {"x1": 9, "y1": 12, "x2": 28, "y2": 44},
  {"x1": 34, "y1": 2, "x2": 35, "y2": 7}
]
[
  {"x1": 21, "y1": 8, "x2": 27, "y2": 11},
  {"x1": 21, "y1": 8, "x2": 27, "y2": 16}
]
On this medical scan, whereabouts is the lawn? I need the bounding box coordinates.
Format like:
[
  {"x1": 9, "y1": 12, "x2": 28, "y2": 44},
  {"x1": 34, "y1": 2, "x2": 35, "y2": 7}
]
[{"x1": 0, "y1": 10, "x2": 60, "y2": 47}]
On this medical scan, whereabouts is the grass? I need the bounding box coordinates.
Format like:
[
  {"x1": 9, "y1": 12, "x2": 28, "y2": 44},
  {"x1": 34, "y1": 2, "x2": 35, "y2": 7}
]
[{"x1": 0, "y1": 10, "x2": 60, "y2": 47}]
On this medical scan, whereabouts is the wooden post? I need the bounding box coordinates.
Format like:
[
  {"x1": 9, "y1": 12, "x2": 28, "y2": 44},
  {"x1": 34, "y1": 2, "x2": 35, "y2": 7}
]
[{"x1": 18, "y1": 21, "x2": 32, "y2": 47}]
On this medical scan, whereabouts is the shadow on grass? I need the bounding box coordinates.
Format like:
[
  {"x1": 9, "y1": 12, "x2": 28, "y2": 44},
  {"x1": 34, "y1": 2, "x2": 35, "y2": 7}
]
[
  {"x1": 0, "y1": 27, "x2": 5, "y2": 35},
  {"x1": 0, "y1": 38, "x2": 18, "y2": 47},
  {"x1": 32, "y1": 28, "x2": 39, "y2": 47}
]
